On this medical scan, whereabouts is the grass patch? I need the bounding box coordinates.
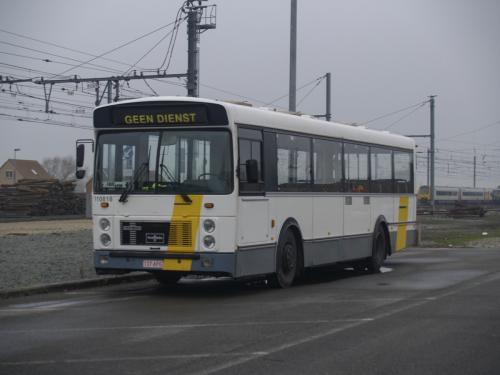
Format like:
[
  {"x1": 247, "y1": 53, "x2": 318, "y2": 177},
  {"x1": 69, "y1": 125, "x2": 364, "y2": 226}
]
[{"x1": 419, "y1": 213, "x2": 500, "y2": 247}]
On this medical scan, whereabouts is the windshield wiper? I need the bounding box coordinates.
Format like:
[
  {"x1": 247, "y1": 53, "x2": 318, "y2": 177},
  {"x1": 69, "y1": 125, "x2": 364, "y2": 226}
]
[
  {"x1": 159, "y1": 163, "x2": 192, "y2": 203},
  {"x1": 119, "y1": 162, "x2": 148, "y2": 203},
  {"x1": 159, "y1": 149, "x2": 191, "y2": 203}
]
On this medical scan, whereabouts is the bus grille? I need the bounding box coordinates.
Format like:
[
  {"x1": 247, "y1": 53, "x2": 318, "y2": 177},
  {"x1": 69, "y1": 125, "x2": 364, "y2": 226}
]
[{"x1": 168, "y1": 221, "x2": 192, "y2": 247}]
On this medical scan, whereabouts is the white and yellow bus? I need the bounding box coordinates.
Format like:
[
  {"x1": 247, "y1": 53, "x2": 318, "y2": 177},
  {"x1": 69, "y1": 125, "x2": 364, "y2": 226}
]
[{"x1": 77, "y1": 96, "x2": 417, "y2": 288}]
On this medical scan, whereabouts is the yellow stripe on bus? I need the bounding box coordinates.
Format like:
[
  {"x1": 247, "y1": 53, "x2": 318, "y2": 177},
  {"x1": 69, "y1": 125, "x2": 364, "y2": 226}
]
[
  {"x1": 163, "y1": 195, "x2": 203, "y2": 271},
  {"x1": 396, "y1": 196, "x2": 409, "y2": 251}
]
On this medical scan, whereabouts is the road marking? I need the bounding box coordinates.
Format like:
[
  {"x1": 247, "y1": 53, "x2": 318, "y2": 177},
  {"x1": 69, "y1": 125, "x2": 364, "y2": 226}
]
[
  {"x1": 0, "y1": 299, "x2": 92, "y2": 312},
  {"x1": 0, "y1": 352, "x2": 268, "y2": 366},
  {"x1": 0, "y1": 319, "x2": 372, "y2": 334},
  {"x1": 0, "y1": 296, "x2": 137, "y2": 314}
]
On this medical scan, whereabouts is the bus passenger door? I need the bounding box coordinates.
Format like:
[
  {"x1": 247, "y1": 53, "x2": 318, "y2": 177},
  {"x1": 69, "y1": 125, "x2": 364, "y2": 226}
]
[{"x1": 236, "y1": 129, "x2": 269, "y2": 245}]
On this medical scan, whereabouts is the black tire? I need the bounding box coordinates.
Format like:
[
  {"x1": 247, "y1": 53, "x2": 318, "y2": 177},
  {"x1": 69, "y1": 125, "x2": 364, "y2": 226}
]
[
  {"x1": 367, "y1": 226, "x2": 387, "y2": 273},
  {"x1": 268, "y1": 230, "x2": 298, "y2": 288},
  {"x1": 352, "y1": 262, "x2": 367, "y2": 272},
  {"x1": 153, "y1": 272, "x2": 182, "y2": 285}
]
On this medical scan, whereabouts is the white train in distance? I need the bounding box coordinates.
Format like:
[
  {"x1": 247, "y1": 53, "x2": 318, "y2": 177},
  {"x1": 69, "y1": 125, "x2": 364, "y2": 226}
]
[{"x1": 417, "y1": 185, "x2": 500, "y2": 205}]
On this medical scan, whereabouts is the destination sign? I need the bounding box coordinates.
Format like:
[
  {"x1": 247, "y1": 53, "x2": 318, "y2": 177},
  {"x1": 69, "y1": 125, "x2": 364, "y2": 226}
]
[
  {"x1": 112, "y1": 106, "x2": 208, "y2": 126},
  {"x1": 93, "y1": 101, "x2": 229, "y2": 128}
]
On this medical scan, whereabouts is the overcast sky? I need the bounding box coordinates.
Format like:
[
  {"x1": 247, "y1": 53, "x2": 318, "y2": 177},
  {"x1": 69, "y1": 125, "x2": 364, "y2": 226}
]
[{"x1": 0, "y1": 0, "x2": 499, "y2": 188}]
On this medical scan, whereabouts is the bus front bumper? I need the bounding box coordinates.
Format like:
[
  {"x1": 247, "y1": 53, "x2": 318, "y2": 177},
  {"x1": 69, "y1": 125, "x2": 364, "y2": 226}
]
[{"x1": 94, "y1": 250, "x2": 237, "y2": 277}]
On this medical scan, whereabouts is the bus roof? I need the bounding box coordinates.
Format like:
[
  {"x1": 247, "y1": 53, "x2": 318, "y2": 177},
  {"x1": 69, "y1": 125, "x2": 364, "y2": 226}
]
[{"x1": 96, "y1": 96, "x2": 415, "y2": 150}]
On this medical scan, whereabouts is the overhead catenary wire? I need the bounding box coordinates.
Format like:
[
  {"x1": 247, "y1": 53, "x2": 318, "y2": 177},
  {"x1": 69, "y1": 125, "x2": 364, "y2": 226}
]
[
  {"x1": 4, "y1": 81, "x2": 102, "y2": 105},
  {"x1": 0, "y1": 28, "x2": 140, "y2": 70},
  {"x1": 158, "y1": 4, "x2": 186, "y2": 71},
  {"x1": 54, "y1": 19, "x2": 184, "y2": 77},
  {"x1": 0, "y1": 40, "x2": 125, "y2": 76},
  {"x1": 360, "y1": 99, "x2": 429, "y2": 126},
  {"x1": 265, "y1": 75, "x2": 325, "y2": 107},
  {"x1": 1, "y1": 25, "x2": 313, "y2": 111},
  {"x1": 297, "y1": 75, "x2": 325, "y2": 107},
  {"x1": 122, "y1": 18, "x2": 187, "y2": 76},
  {"x1": 0, "y1": 27, "x2": 186, "y2": 92},
  {"x1": 143, "y1": 78, "x2": 159, "y2": 96},
  {"x1": 383, "y1": 101, "x2": 428, "y2": 130},
  {"x1": 0, "y1": 113, "x2": 92, "y2": 130},
  {"x1": 438, "y1": 138, "x2": 500, "y2": 149},
  {"x1": 1, "y1": 88, "x2": 94, "y2": 109},
  {"x1": 0, "y1": 14, "x2": 192, "y2": 106},
  {"x1": 439, "y1": 119, "x2": 500, "y2": 141},
  {"x1": 0, "y1": 103, "x2": 92, "y2": 119}
]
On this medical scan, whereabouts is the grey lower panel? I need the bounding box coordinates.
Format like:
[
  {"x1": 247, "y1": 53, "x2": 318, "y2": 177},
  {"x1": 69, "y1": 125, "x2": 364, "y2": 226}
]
[
  {"x1": 303, "y1": 235, "x2": 372, "y2": 267},
  {"x1": 389, "y1": 231, "x2": 397, "y2": 252},
  {"x1": 235, "y1": 245, "x2": 276, "y2": 278}
]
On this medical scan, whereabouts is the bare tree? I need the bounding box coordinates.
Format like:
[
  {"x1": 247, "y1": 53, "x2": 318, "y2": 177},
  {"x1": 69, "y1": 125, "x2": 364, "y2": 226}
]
[{"x1": 42, "y1": 156, "x2": 75, "y2": 181}]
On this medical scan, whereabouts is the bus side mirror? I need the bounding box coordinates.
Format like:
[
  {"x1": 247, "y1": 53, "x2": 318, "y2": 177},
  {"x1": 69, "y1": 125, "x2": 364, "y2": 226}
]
[
  {"x1": 75, "y1": 139, "x2": 94, "y2": 180},
  {"x1": 76, "y1": 144, "x2": 85, "y2": 168},
  {"x1": 246, "y1": 159, "x2": 259, "y2": 183},
  {"x1": 76, "y1": 170, "x2": 86, "y2": 179}
]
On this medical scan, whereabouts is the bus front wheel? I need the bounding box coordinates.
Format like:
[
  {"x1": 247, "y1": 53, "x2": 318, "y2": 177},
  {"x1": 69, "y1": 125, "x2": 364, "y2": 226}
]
[
  {"x1": 268, "y1": 230, "x2": 298, "y2": 288},
  {"x1": 153, "y1": 272, "x2": 182, "y2": 286}
]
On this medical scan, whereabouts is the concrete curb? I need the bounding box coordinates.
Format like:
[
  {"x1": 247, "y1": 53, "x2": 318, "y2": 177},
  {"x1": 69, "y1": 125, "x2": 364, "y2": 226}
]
[{"x1": 0, "y1": 273, "x2": 153, "y2": 299}]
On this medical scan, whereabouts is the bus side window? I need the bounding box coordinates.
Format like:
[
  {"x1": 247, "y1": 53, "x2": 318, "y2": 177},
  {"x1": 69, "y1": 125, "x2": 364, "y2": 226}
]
[
  {"x1": 394, "y1": 151, "x2": 413, "y2": 193},
  {"x1": 370, "y1": 147, "x2": 393, "y2": 193},
  {"x1": 344, "y1": 143, "x2": 369, "y2": 193},
  {"x1": 238, "y1": 127, "x2": 264, "y2": 193},
  {"x1": 276, "y1": 133, "x2": 312, "y2": 192},
  {"x1": 313, "y1": 138, "x2": 343, "y2": 192}
]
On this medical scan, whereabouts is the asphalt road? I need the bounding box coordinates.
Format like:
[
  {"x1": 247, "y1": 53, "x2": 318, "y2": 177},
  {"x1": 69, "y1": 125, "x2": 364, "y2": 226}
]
[{"x1": 1, "y1": 247, "x2": 500, "y2": 375}]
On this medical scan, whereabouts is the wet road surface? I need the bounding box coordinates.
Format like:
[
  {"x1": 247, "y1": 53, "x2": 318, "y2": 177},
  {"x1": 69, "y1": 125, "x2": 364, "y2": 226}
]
[{"x1": 1, "y1": 247, "x2": 500, "y2": 375}]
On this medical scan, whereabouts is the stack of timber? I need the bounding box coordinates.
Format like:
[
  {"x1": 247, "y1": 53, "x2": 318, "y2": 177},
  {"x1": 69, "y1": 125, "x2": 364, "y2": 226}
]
[{"x1": 0, "y1": 179, "x2": 85, "y2": 217}]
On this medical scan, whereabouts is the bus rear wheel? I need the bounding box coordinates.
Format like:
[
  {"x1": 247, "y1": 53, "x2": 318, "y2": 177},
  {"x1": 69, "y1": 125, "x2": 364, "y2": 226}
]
[{"x1": 268, "y1": 230, "x2": 298, "y2": 288}]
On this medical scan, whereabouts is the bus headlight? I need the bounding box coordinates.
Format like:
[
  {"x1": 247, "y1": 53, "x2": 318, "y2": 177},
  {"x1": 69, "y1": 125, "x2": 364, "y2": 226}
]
[
  {"x1": 100, "y1": 233, "x2": 112, "y2": 247},
  {"x1": 203, "y1": 235, "x2": 215, "y2": 249},
  {"x1": 99, "y1": 218, "x2": 111, "y2": 231},
  {"x1": 203, "y1": 219, "x2": 215, "y2": 233}
]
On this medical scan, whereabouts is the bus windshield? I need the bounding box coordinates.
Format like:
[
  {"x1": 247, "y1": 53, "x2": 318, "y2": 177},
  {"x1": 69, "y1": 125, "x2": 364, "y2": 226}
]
[{"x1": 95, "y1": 129, "x2": 233, "y2": 195}]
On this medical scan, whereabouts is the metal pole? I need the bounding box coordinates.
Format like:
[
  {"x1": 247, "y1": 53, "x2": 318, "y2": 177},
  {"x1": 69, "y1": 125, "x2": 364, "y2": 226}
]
[
  {"x1": 326, "y1": 72, "x2": 331, "y2": 121},
  {"x1": 289, "y1": 0, "x2": 297, "y2": 112},
  {"x1": 114, "y1": 80, "x2": 119, "y2": 102},
  {"x1": 429, "y1": 95, "x2": 436, "y2": 210},
  {"x1": 13, "y1": 148, "x2": 20, "y2": 183},
  {"x1": 473, "y1": 154, "x2": 477, "y2": 188},
  {"x1": 107, "y1": 81, "x2": 112, "y2": 103},
  {"x1": 427, "y1": 148, "x2": 430, "y2": 189},
  {"x1": 187, "y1": 7, "x2": 198, "y2": 97},
  {"x1": 43, "y1": 84, "x2": 53, "y2": 113},
  {"x1": 95, "y1": 82, "x2": 100, "y2": 106}
]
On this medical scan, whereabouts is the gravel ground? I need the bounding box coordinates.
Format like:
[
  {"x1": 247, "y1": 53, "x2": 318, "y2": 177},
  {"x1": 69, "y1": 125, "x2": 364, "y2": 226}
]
[
  {"x1": 0, "y1": 219, "x2": 104, "y2": 292},
  {"x1": 0, "y1": 229, "x2": 99, "y2": 292}
]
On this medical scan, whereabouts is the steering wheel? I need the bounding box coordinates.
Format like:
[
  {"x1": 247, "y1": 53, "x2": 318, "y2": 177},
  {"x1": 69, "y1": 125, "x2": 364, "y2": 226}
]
[{"x1": 197, "y1": 173, "x2": 218, "y2": 180}]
